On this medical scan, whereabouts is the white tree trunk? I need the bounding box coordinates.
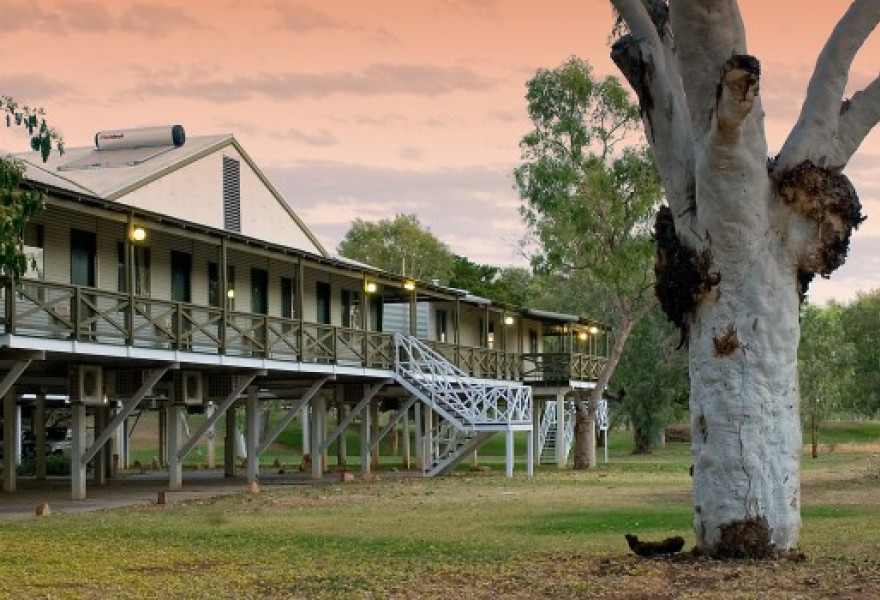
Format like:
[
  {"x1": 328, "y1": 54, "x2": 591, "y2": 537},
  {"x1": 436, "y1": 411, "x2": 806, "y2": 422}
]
[{"x1": 611, "y1": 0, "x2": 880, "y2": 555}]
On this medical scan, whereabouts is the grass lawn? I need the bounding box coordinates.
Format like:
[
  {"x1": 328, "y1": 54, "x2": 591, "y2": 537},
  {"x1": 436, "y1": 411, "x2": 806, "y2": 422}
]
[{"x1": 2, "y1": 423, "x2": 880, "y2": 598}]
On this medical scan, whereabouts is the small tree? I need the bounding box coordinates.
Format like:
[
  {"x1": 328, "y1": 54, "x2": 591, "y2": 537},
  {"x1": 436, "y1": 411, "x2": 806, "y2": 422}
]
[
  {"x1": 838, "y1": 290, "x2": 880, "y2": 420},
  {"x1": 337, "y1": 213, "x2": 455, "y2": 283},
  {"x1": 798, "y1": 304, "x2": 854, "y2": 458},
  {"x1": 1, "y1": 96, "x2": 63, "y2": 280},
  {"x1": 514, "y1": 56, "x2": 662, "y2": 468}
]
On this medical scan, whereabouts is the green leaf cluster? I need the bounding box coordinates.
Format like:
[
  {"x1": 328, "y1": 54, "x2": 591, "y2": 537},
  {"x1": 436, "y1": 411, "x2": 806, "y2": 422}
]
[{"x1": 514, "y1": 56, "x2": 661, "y2": 317}]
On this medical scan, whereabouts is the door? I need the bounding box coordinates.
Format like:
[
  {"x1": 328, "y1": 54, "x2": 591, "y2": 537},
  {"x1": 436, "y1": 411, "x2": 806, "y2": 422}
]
[
  {"x1": 171, "y1": 251, "x2": 192, "y2": 303},
  {"x1": 70, "y1": 229, "x2": 96, "y2": 287},
  {"x1": 316, "y1": 281, "x2": 331, "y2": 325},
  {"x1": 70, "y1": 229, "x2": 96, "y2": 336},
  {"x1": 251, "y1": 268, "x2": 268, "y2": 315}
]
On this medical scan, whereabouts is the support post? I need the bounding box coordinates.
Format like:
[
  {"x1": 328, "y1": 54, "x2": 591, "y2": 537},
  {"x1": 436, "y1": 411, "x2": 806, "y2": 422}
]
[
  {"x1": 92, "y1": 406, "x2": 107, "y2": 486},
  {"x1": 2, "y1": 390, "x2": 16, "y2": 492},
  {"x1": 505, "y1": 428, "x2": 514, "y2": 478},
  {"x1": 531, "y1": 398, "x2": 542, "y2": 471},
  {"x1": 158, "y1": 404, "x2": 167, "y2": 467},
  {"x1": 70, "y1": 402, "x2": 87, "y2": 500},
  {"x1": 206, "y1": 401, "x2": 216, "y2": 469},
  {"x1": 35, "y1": 392, "x2": 46, "y2": 480},
  {"x1": 224, "y1": 404, "x2": 236, "y2": 477},
  {"x1": 526, "y1": 425, "x2": 535, "y2": 478},
  {"x1": 414, "y1": 402, "x2": 423, "y2": 470},
  {"x1": 370, "y1": 400, "x2": 379, "y2": 469},
  {"x1": 246, "y1": 386, "x2": 260, "y2": 486},
  {"x1": 167, "y1": 384, "x2": 183, "y2": 491},
  {"x1": 310, "y1": 395, "x2": 325, "y2": 480},
  {"x1": 402, "y1": 405, "x2": 411, "y2": 469},
  {"x1": 336, "y1": 388, "x2": 347, "y2": 467},
  {"x1": 555, "y1": 392, "x2": 567, "y2": 469},
  {"x1": 359, "y1": 399, "x2": 371, "y2": 477}
]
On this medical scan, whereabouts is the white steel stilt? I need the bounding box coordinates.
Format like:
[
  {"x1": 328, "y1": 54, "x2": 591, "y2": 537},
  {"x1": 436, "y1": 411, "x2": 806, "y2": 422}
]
[
  {"x1": 224, "y1": 404, "x2": 236, "y2": 477},
  {"x1": 310, "y1": 396, "x2": 325, "y2": 480},
  {"x1": 413, "y1": 402, "x2": 423, "y2": 470},
  {"x1": 206, "y1": 402, "x2": 216, "y2": 469},
  {"x1": 402, "y1": 406, "x2": 411, "y2": 469},
  {"x1": 526, "y1": 426, "x2": 534, "y2": 478}
]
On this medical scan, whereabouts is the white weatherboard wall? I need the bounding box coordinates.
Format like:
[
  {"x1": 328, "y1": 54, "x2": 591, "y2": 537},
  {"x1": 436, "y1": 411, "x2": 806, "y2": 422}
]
[{"x1": 117, "y1": 147, "x2": 322, "y2": 255}]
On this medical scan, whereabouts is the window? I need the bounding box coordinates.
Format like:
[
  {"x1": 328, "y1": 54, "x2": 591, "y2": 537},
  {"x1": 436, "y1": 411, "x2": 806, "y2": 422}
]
[
  {"x1": 223, "y1": 156, "x2": 241, "y2": 232},
  {"x1": 281, "y1": 277, "x2": 295, "y2": 319},
  {"x1": 487, "y1": 321, "x2": 495, "y2": 350},
  {"x1": 23, "y1": 223, "x2": 44, "y2": 280},
  {"x1": 436, "y1": 310, "x2": 447, "y2": 343},
  {"x1": 117, "y1": 242, "x2": 150, "y2": 295},
  {"x1": 341, "y1": 289, "x2": 361, "y2": 329},
  {"x1": 251, "y1": 268, "x2": 268, "y2": 315},
  {"x1": 316, "y1": 281, "x2": 331, "y2": 325}
]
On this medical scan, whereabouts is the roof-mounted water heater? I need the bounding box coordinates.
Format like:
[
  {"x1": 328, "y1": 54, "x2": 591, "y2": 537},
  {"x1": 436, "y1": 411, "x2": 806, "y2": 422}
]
[{"x1": 94, "y1": 125, "x2": 185, "y2": 150}]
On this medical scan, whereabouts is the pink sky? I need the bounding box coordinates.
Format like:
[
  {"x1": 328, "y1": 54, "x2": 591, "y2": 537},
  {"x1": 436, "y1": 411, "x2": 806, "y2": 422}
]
[{"x1": 2, "y1": 0, "x2": 879, "y2": 305}]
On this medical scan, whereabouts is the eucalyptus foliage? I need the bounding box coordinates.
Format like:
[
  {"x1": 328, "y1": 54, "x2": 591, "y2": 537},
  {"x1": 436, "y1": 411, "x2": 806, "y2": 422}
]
[{"x1": 1, "y1": 95, "x2": 63, "y2": 280}]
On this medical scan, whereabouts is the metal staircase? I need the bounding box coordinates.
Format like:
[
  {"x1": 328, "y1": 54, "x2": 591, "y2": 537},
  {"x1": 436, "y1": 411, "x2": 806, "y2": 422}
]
[
  {"x1": 394, "y1": 334, "x2": 532, "y2": 476},
  {"x1": 538, "y1": 400, "x2": 574, "y2": 465}
]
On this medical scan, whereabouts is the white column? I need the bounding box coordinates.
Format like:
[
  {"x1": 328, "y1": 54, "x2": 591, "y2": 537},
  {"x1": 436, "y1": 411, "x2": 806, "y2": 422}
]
[
  {"x1": 505, "y1": 428, "x2": 514, "y2": 478},
  {"x1": 246, "y1": 387, "x2": 260, "y2": 486},
  {"x1": 70, "y1": 402, "x2": 87, "y2": 500},
  {"x1": 2, "y1": 390, "x2": 16, "y2": 492},
  {"x1": 360, "y1": 401, "x2": 371, "y2": 477},
  {"x1": 206, "y1": 401, "x2": 216, "y2": 469},
  {"x1": 555, "y1": 392, "x2": 567, "y2": 469},
  {"x1": 158, "y1": 404, "x2": 167, "y2": 468},
  {"x1": 35, "y1": 393, "x2": 47, "y2": 480},
  {"x1": 14, "y1": 404, "x2": 22, "y2": 467},
  {"x1": 423, "y1": 405, "x2": 434, "y2": 465}
]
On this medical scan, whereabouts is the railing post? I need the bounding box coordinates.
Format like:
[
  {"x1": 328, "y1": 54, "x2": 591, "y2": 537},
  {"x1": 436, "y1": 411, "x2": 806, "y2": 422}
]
[
  {"x1": 174, "y1": 302, "x2": 183, "y2": 350},
  {"x1": 331, "y1": 326, "x2": 338, "y2": 364},
  {"x1": 3, "y1": 278, "x2": 14, "y2": 334},
  {"x1": 72, "y1": 286, "x2": 81, "y2": 341}
]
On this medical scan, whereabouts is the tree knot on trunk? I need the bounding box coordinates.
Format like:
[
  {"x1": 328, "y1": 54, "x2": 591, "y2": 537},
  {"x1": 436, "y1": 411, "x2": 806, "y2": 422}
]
[
  {"x1": 716, "y1": 55, "x2": 761, "y2": 103},
  {"x1": 774, "y1": 160, "x2": 865, "y2": 290},
  {"x1": 712, "y1": 515, "x2": 774, "y2": 559},
  {"x1": 653, "y1": 205, "x2": 720, "y2": 347},
  {"x1": 712, "y1": 325, "x2": 740, "y2": 357}
]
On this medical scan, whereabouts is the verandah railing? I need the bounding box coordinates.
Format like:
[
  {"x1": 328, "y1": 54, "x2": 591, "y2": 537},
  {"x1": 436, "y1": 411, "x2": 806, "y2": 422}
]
[{"x1": 0, "y1": 278, "x2": 606, "y2": 382}]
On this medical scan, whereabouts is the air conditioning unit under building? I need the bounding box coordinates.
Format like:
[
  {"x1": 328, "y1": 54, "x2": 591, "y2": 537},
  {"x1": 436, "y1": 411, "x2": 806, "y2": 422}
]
[
  {"x1": 177, "y1": 371, "x2": 204, "y2": 406},
  {"x1": 69, "y1": 365, "x2": 105, "y2": 405}
]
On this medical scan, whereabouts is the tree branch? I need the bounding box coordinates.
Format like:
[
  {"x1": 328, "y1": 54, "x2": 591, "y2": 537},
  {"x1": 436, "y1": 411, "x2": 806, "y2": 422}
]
[
  {"x1": 611, "y1": 0, "x2": 697, "y2": 240},
  {"x1": 776, "y1": 0, "x2": 880, "y2": 171},
  {"x1": 668, "y1": 0, "x2": 748, "y2": 136},
  {"x1": 836, "y1": 73, "x2": 880, "y2": 164}
]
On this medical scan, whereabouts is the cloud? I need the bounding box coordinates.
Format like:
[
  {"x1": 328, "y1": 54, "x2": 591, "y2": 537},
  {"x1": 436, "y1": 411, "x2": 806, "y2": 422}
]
[
  {"x1": 0, "y1": 1, "x2": 200, "y2": 36},
  {"x1": 265, "y1": 160, "x2": 527, "y2": 265},
  {"x1": 434, "y1": 0, "x2": 502, "y2": 19},
  {"x1": 267, "y1": 127, "x2": 340, "y2": 147},
  {"x1": 398, "y1": 146, "x2": 426, "y2": 161},
  {"x1": 126, "y1": 63, "x2": 498, "y2": 102},
  {"x1": 269, "y1": 2, "x2": 397, "y2": 43},
  {"x1": 0, "y1": 73, "x2": 73, "y2": 101}
]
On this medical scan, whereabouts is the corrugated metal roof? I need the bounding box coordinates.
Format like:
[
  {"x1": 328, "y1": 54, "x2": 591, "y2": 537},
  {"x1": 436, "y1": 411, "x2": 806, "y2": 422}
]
[{"x1": 13, "y1": 134, "x2": 232, "y2": 200}]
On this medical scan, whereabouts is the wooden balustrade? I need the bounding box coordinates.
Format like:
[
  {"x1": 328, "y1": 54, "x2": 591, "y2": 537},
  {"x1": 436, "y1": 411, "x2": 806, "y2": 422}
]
[{"x1": 0, "y1": 278, "x2": 604, "y2": 382}]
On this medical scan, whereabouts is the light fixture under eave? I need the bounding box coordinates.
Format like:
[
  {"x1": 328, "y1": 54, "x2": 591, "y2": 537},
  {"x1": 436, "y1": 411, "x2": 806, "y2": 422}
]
[
  {"x1": 226, "y1": 288, "x2": 235, "y2": 299},
  {"x1": 504, "y1": 316, "x2": 515, "y2": 326},
  {"x1": 589, "y1": 326, "x2": 600, "y2": 335},
  {"x1": 130, "y1": 226, "x2": 147, "y2": 242},
  {"x1": 403, "y1": 280, "x2": 416, "y2": 291},
  {"x1": 578, "y1": 331, "x2": 588, "y2": 341},
  {"x1": 365, "y1": 281, "x2": 378, "y2": 294}
]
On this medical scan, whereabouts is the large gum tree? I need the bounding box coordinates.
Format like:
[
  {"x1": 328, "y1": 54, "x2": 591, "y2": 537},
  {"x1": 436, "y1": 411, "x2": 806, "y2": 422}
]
[{"x1": 610, "y1": 0, "x2": 876, "y2": 555}]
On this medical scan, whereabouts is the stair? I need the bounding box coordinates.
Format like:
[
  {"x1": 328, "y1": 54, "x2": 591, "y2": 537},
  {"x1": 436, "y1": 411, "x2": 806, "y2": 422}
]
[
  {"x1": 538, "y1": 400, "x2": 574, "y2": 465},
  {"x1": 394, "y1": 334, "x2": 532, "y2": 476}
]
